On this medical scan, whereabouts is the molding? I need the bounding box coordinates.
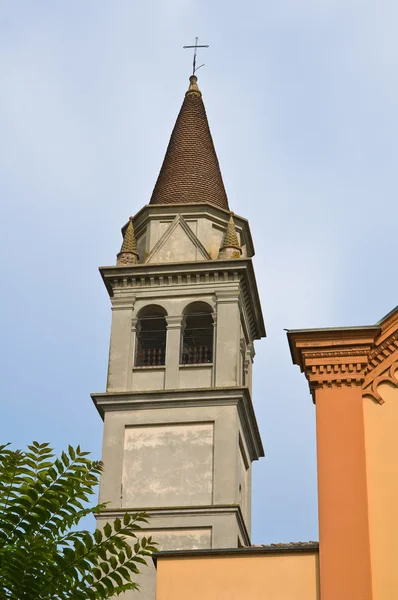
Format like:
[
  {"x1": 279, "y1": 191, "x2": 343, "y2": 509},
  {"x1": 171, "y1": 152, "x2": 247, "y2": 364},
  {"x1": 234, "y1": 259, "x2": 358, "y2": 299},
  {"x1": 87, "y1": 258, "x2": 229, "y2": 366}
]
[
  {"x1": 125, "y1": 202, "x2": 255, "y2": 258},
  {"x1": 366, "y1": 330, "x2": 398, "y2": 374},
  {"x1": 165, "y1": 315, "x2": 183, "y2": 329},
  {"x1": 152, "y1": 544, "x2": 319, "y2": 565},
  {"x1": 287, "y1": 327, "x2": 380, "y2": 401},
  {"x1": 363, "y1": 361, "x2": 398, "y2": 405},
  {"x1": 110, "y1": 292, "x2": 136, "y2": 311},
  {"x1": 96, "y1": 504, "x2": 251, "y2": 547},
  {"x1": 144, "y1": 214, "x2": 211, "y2": 264},
  {"x1": 288, "y1": 309, "x2": 398, "y2": 404},
  {"x1": 91, "y1": 386, "x2": 264, "y2": 461},
  {"x1": 215, "y1": 289, "x2": 241, "y2": 303},
  {"x1": 99, "y1": 259, "x2": 266, "y2": 341}
]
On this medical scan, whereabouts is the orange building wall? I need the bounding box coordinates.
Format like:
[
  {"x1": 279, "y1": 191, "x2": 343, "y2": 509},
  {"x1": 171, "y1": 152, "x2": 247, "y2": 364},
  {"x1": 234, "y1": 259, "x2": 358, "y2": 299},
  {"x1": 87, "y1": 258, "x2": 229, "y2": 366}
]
[
  {"x1": 156, "y1": 552, "x2": 319, "y2": 600},
  {"x1": 364, "y1": 382, "x2": 398, "y2": 599}
]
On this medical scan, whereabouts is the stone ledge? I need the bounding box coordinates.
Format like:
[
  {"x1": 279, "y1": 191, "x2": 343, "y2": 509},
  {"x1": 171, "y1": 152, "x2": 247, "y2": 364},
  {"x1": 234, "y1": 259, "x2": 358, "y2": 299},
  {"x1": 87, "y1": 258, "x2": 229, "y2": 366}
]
[{"x1": 91, "y1": 386, "x2": 264, "y2": 461}]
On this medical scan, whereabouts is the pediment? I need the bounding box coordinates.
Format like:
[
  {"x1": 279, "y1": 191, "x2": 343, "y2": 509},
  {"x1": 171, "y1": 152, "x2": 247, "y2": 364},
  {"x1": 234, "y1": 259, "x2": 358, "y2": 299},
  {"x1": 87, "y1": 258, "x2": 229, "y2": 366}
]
[{"x1": 144, "y1": 215, "x2": 211, "y2": 264}]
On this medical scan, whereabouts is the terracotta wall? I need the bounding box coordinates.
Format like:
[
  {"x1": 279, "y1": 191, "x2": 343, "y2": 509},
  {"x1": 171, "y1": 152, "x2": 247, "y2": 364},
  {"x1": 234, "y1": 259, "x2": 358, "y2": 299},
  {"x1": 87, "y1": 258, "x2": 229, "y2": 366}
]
[
  {"x1": 156, "y1": 552, "x2": 319, "y2": 600},
  {"x1": 364, "y1": 382, "x2": 398, "y2": 599}
]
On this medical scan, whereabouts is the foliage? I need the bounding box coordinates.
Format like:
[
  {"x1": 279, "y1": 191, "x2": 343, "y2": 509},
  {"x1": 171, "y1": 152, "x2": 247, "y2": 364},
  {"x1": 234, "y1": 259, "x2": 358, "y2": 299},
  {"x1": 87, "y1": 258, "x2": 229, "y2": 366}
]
[{"x1": 0, "y1": 442, "x2": 157, "y2": 599}]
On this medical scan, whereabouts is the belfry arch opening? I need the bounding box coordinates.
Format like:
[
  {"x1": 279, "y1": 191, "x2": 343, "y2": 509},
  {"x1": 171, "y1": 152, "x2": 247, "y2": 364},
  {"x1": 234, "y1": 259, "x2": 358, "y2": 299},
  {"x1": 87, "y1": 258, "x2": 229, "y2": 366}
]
[
  {"x1": 135, "y1": 305, "x2": 167, "y2": 367},
  {"x1": 181, "y1": 302, "x2": 214, "y2": 365}
]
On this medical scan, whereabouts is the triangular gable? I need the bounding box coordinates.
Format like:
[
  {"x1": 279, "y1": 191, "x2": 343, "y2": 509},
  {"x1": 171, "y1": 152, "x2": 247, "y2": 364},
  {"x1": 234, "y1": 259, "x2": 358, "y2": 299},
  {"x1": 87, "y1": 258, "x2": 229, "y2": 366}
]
[{"x1": 144, "y1": 215, "x2": 211, "y2": 264}]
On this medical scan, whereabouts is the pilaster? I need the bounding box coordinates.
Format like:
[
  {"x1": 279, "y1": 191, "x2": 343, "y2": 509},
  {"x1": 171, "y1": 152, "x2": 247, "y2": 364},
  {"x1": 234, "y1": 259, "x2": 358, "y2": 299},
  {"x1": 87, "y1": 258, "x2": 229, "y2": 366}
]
[
  {"x1": 164, "y1": 315, "x2": 183, "y2": 389},
  {"x1": 214, "y1": 290, "x2": 241, "y2": 387},
  {"x1": 288, "y1": 327, "x2": 378, "y2": 600},
  {"x1": 107, "y1": 291, "x2": 136, "y2": 392}
]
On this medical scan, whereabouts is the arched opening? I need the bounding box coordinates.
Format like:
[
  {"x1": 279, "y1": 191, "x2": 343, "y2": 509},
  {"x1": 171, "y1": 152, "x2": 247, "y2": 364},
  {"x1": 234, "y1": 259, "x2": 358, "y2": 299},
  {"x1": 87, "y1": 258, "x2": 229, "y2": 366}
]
[
  {"x1": 135, "y1": 305, "x2": 167, "y2": 367},
  {"x1": 181, "y1": 302, "x2": 214, "y2": 365}
]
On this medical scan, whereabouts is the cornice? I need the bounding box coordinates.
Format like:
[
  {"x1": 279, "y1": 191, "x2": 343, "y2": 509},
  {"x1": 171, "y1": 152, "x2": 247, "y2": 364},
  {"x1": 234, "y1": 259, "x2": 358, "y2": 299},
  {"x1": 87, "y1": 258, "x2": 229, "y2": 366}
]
[
  {"x1": 99, "y1": 258, "x2": 265, "y2": 341},
  {"x1": 288, "y1": 310, "x2": 398, "y2": 404},
  {"x1": 91, "y1": 386, "x2": 264, "y2": 461},
  {"x1": 153, "y1": 544, "x2": 319, "y2": 565},
  {"x1": 287, "y1": 327, "x2": 380, "y2": 401},
  {"x1": 96, "y1": 504, "x2": 251, "y2": 547}
]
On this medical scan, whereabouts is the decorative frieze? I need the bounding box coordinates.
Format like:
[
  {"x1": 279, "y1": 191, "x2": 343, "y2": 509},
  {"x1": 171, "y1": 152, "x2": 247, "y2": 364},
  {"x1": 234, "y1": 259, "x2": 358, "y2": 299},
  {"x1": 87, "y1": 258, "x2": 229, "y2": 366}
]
[
  {"x1": 100, "y1": 259, "x2": 266, "y2": 343},
  {"x1": 362, "y1": 361, "x2": 398, "y2": 405},
  {"x1": 288, "y1": 308, "x2": 398, "y2": 405}
]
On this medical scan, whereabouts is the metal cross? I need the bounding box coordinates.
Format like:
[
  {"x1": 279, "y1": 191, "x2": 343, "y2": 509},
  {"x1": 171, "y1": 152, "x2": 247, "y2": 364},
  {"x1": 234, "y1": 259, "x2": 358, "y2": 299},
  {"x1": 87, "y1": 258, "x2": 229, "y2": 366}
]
[{"x1": 183, "y1": 37, "x2": 209, "y2": 75}]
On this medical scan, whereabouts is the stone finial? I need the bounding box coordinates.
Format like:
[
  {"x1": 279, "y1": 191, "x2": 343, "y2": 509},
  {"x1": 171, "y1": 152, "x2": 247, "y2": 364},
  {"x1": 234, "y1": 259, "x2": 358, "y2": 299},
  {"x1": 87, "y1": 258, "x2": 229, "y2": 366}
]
[
  {"x1": 186, "y1": 74, "x2": 202, "y2": 97},
  {"x1": 218, "y1": 213, "x2": 242, "y2": 259},
  {"x1": 116, "y1": 216, "x2": 139, "y2": 266}
]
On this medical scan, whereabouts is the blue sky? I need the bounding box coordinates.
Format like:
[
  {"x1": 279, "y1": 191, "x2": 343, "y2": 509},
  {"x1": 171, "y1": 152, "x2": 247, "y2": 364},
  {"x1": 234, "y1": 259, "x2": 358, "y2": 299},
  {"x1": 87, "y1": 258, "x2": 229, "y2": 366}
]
[{"x1": 1, "y1": 1, "x2": 397, "y2": 544}]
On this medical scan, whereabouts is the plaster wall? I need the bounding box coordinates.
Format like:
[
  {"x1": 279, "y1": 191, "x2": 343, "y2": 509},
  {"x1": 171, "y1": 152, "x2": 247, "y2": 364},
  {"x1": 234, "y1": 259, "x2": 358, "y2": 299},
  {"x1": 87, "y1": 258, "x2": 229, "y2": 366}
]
[
  {"x1": 155, "y1": 552, "x2": 319, "y2": 600},
  {"x1": 122, "y1": 423, "x2": 213, "y2": 508},
  {"x1": 148, "y1": 222, "x2": 202, "y2": 263},
  {"x1": 364, "y1": 382, "x2": 398, "y2": 599},
  {"x1": 238, "y1": 437, "x2": 250, "y2": 529},
  {"x1": 106, "y1": 298, "x2": 134, "y2": 392},
  {"x1": 178, "y1": 365, "x2": 212, "y2": 389},
  {"x1": 99, "y1": 405, "x2": 237, "y2": 509},
  {"x1": 314, "y1": 384, "x2": 372, "y2": 600},
  {"x1": 131, "y1": 368, "x2": 165, "y2": 391},
  {"x1": 132, "y1": 527, "x2": 211, "y2": 600},
  {"x1": 137, "y1": 212, "x2": 246, "y2": 263},
  {"x1": 215, "y1": 291, "x2": 241, "y2": 387}
]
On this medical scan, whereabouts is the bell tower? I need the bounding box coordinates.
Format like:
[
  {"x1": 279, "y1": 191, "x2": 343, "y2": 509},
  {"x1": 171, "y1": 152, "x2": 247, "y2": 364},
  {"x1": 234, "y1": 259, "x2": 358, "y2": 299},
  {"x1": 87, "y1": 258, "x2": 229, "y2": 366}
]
[{"x1": 92, "y1": 75, "x2": 265, "y2": 599}]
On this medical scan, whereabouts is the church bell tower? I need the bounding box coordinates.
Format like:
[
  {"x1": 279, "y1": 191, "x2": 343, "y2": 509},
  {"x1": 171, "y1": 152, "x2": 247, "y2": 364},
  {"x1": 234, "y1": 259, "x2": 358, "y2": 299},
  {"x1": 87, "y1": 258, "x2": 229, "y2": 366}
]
[{"x1": 92, "y1": 75, "x2": 265, "y2": 599}]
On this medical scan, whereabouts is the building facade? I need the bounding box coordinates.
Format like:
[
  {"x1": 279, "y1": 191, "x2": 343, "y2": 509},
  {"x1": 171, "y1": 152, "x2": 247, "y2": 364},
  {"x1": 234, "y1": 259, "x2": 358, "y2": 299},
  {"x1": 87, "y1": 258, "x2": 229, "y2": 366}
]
[{"x1": 92, "y1": 74, "x2": 265, "y2": 600}]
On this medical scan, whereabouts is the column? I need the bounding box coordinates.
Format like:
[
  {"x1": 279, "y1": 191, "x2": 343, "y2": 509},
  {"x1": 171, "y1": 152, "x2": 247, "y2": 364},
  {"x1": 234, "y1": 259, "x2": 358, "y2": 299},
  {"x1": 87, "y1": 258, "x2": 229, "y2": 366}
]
[{"x1": 164, "y1": 315, "x2": 183, "y2": 389}]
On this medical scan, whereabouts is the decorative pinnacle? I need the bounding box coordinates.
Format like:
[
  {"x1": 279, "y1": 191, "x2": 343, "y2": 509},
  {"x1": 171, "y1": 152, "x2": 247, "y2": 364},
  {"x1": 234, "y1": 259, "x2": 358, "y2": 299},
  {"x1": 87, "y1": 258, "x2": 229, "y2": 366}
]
[
  {"x1": 186, "y1": 75, "x2": 202, "y2": 97},
  {"x1": 221, "y1": 213, "x2": 240, "y2": 249},
  {"x1": 219, "y1": 213, "x2": 242, "y2": 260},
  {"x1": 117, "y1": 216, "x2": 139, "y2": 266}
]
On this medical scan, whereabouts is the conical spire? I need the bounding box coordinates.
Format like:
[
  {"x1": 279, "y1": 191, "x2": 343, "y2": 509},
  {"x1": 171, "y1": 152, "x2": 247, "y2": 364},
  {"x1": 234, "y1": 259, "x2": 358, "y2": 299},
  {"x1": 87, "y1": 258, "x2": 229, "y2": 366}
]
[
  {"x1": 117, "y1": 217, "x2": 139, "y2": 266},
  {"x1": 218, "y1": 213, "x2": 242, "y2": 259},
  {"x1": 149, "y1": 75, "x2": 229, "y2": 211}
]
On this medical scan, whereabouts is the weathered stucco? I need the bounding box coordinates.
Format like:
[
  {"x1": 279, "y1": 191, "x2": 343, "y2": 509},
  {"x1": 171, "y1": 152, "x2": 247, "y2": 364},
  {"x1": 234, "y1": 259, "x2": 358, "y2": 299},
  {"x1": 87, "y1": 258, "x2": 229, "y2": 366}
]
[{"x1": 122, "y1": 423, "x2": 213, "y2": 508}]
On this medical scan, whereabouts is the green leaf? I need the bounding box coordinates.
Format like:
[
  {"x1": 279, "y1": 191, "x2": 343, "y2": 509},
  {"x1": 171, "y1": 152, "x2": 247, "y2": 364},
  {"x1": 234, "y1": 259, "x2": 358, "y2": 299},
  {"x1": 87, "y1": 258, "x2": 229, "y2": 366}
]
[
  {"x1": 0, "y1": 441, "x2": 153, "y2": 600},
  {"x1": 94, "y1": 529, "x2": 103, "y2": 544},
  {"x1": 114, "y1": 518, "x2": 121, "y2": 533},
  {"x1": 109, "y1": 571, "x2": 123, "y2": 587},
  {"x1": 68, "y1": 445, "x2": 76, "y2": 461}
]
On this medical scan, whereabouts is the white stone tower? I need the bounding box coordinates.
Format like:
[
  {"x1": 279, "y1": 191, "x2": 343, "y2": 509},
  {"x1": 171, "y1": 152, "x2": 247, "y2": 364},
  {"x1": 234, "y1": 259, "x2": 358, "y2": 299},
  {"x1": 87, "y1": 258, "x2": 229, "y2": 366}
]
[{"x1": 92, "y1": 75, "x2": 265, "y2": 599}]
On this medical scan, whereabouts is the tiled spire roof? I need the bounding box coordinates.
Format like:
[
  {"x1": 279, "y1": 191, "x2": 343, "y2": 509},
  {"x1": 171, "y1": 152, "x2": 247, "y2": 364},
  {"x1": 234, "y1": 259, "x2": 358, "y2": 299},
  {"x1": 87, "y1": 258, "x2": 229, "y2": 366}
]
[
  {"x1": 117, "y1": 216, "x2": 139, "y2": 266},
  {"x1": 149, "y1": 75, "x2": 229, "y2": 211}
]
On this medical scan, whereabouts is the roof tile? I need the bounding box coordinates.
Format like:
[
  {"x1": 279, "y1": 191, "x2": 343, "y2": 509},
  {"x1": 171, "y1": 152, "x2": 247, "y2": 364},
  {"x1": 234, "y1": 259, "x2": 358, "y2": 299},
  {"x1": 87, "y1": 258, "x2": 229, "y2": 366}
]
[{"x1": 149, "y1": 75, "x2": 229, "y2": 211}]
